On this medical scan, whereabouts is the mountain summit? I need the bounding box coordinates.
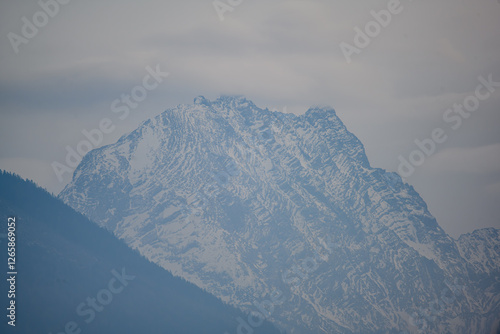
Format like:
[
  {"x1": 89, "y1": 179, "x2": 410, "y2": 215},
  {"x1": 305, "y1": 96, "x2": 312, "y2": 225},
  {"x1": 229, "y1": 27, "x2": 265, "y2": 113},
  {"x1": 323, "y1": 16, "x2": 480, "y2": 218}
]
[{"x1": 60, "y1": 96, "x2": 500, "y2": 333}]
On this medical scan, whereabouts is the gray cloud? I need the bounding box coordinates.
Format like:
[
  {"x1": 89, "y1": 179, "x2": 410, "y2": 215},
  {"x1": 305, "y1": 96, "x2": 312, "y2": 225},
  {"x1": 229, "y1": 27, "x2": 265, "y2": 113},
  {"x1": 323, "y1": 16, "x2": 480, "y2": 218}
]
[{"x1": 0, "y1": 0, "x2": 499, "y2": 237}]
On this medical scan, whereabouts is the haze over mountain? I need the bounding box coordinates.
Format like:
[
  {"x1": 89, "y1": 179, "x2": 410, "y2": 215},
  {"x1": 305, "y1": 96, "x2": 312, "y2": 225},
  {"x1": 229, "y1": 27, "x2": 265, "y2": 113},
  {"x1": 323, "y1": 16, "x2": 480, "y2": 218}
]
[
  {"x1": 60, "y1": 96, "x2": 500, "y2": 333},
  {"x1": 0, "y1": 170, "x2": 281, "y2": 334}
]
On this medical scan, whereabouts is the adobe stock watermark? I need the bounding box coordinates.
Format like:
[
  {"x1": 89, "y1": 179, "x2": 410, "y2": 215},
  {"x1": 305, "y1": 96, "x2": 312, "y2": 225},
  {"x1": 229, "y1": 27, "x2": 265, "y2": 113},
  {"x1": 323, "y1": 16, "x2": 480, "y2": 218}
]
[
  {"x1": 7, "y1": 0, "x2": 72, "y2": 54},
  {"x1": 48, "y1": 268, "x2": 135, "y2": 334},
  {"x1": 51, "y1": 64, "x2": 169, "y2": 183},
  {"x1": 213, "y1": 0, "x2": 244, "y2": 21},
  {"x1": 397, "y1": 74, "x2": 499, "y2": 179},
  {"x1": 339, "y1": 0, "x2": 411, "y2": 64}
]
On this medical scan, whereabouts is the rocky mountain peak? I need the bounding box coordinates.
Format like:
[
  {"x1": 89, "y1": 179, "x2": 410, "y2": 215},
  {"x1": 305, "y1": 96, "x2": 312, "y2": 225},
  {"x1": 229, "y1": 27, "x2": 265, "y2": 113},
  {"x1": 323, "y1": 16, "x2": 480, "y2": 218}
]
[{"x1": 60, "y1": 96, "x2": 500, "y2": 334}]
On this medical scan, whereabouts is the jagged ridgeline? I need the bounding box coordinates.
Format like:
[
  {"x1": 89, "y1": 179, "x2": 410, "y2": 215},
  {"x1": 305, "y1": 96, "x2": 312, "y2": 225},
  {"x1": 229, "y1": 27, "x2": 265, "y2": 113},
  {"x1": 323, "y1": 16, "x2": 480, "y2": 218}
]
[
  {"x1": 0, "y1": 171, "x2": 283, "y2": 334},
  {"x1": 59, "y1": 96, "x2": 499, "y2": 333}
]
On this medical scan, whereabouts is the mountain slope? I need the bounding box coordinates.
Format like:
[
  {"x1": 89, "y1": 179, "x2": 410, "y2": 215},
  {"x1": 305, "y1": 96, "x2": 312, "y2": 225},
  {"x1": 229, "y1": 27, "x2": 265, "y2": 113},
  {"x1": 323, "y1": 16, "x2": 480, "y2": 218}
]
[
  {"x1": 0, "y1": 171, "x2": 282, "y2": 334},
  {"x1": 60, "y1": 96, "x2": 500, "y2": 333}
]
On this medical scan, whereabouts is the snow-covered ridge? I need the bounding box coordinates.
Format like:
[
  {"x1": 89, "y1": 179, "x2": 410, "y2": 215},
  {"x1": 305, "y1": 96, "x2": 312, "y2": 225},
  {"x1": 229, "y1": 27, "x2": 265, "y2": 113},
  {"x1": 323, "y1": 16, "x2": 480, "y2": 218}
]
[{"x1": 60, "y1": 96, "x2": 500, "y2": 334}]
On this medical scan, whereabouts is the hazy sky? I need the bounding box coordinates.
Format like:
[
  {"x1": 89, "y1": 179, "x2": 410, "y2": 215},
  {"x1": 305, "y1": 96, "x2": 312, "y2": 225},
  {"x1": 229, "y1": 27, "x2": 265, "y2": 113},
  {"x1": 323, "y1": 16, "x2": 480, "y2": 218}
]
[{"x1": 0, "y1": 0, "x2": 499, "y2": 238}]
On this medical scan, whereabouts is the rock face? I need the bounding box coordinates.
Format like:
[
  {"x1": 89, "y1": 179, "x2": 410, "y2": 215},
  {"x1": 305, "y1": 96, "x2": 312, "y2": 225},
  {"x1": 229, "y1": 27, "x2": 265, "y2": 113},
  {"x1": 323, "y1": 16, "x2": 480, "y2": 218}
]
[{"x1": 60, "y1": 96, "x2": 500, "y2": 333}]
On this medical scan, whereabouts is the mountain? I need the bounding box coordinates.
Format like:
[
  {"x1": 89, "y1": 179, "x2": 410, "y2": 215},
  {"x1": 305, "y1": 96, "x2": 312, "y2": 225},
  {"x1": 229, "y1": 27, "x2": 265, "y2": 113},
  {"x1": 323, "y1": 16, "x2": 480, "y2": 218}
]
[
  {"x1": 60, "y1": 95, "x2": 500, "y2": 333},
  {"x1": 0, "y1": 171, "x2": 282, "y2": 334}
]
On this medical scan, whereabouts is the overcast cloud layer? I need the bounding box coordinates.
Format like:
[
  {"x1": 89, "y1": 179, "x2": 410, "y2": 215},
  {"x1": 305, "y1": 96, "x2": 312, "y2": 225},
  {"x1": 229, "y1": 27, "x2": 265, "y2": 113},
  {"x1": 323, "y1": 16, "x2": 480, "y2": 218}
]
[{"x1": 0, "y1": 0, "x2": 499, "y2": 238}]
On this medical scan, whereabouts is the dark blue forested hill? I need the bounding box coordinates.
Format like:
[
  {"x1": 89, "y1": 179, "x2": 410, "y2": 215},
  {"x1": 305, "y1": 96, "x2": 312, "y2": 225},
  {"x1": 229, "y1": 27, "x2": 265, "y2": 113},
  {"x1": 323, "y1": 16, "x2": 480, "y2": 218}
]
[{"x1": 0, "y1": 170, "x2": 283, "y2": 334}]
